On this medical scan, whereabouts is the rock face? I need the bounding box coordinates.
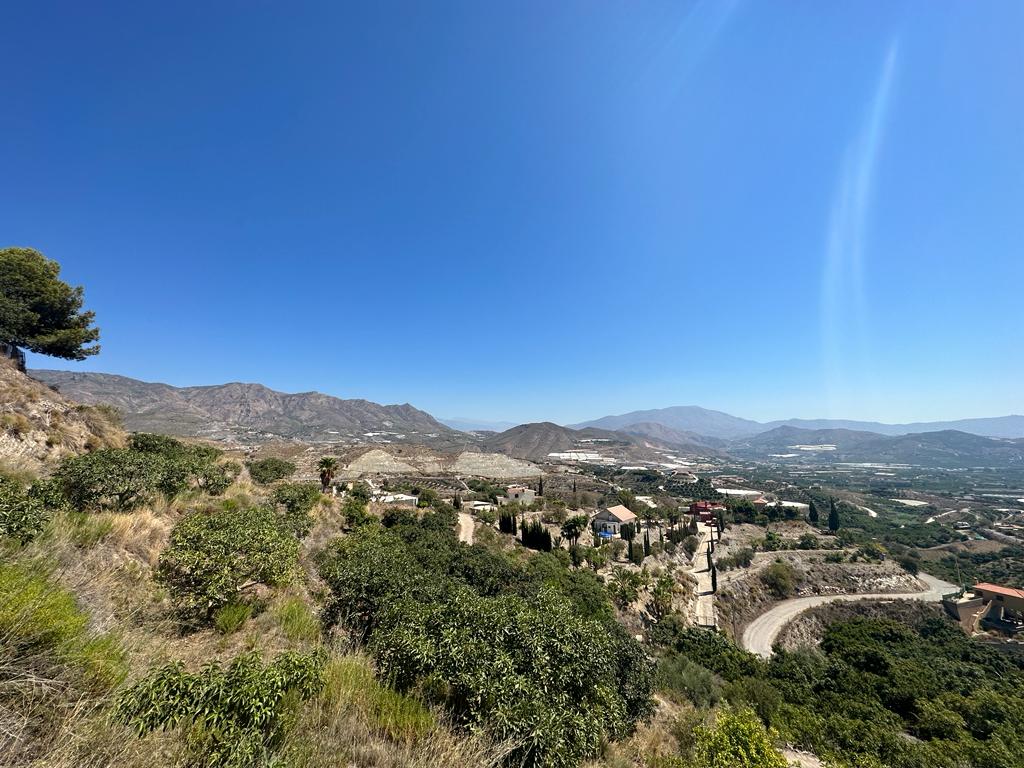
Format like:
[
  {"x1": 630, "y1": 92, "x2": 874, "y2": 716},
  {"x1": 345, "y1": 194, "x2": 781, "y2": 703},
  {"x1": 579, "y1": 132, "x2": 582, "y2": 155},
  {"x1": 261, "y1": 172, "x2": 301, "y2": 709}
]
[
  {"x1": 32, "y1": 370, "x2": 455, "y2": 444},
  {"x1": 0, "y1": 360, "x2": 123, "y2": 473}
]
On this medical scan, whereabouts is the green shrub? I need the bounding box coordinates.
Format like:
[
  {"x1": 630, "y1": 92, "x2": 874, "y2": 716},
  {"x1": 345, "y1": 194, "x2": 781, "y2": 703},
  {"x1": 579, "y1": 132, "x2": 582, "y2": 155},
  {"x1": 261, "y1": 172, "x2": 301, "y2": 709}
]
[
  {"x1": 0, "y1": 475, "x2": 50, "y2": 542},
  {"x1": 56, "y1": 441, "x2": 228, "y2": 512},
  {"x1": 760, "y1": 561, "x2": 797, "y2": 598},
  {"x1": 692, "y1": 707, "x2": 787, "y2": 768},
  {"x1": 373, "y1": 586, "x2": 648, "y2": 767},
  {"x1": 272, "y1": 482, "x2": 321, "y2": 537},
  {"x1": 246, "y1": 457, "x2": 296, "y2": 485},
  {"x1": 317, "y1": 519, "x2": 653, "y2": 766},
  {"x1": 158, "y1": 505, "x2": 299, "y2": 622},
  {"x1": 115, "y1": 650, "x2": 324, "y2": 768},
  {"x1": 657, "y1": 654, "x2": 722, "y2": 708},
  {"x1": 214, "y1": 603, "x2": 253, "y2": 634}
]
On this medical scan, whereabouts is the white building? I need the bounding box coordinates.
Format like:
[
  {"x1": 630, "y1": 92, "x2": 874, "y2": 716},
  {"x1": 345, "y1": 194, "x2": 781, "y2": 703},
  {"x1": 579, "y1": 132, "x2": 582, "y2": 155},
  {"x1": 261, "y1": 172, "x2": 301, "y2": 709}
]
[{"x1": 591, "y1": 504, "x2": 638, "y2": 538}]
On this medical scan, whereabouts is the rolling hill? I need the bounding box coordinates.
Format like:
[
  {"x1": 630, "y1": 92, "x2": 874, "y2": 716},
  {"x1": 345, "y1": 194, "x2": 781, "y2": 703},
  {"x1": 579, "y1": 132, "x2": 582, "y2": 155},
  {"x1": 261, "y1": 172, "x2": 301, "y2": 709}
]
[{"x1": 31, "y1": 370, "x2": 455, "y2": 444}]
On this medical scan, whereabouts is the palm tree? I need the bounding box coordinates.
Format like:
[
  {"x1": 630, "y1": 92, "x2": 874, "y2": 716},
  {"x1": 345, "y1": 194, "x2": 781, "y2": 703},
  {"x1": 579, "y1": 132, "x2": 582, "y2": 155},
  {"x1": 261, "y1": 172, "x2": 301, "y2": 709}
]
[{"x1": 318, "y1": 457, "x2": 338, "y2": 493}]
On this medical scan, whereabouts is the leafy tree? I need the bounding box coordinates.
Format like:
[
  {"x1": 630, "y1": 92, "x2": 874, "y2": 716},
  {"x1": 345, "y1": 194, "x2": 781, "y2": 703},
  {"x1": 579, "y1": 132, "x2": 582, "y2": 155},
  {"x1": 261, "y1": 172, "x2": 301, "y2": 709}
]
[
  {"x1": 341, "y1": 494, "x2": 370, "y2": 528},
  {"x1": 115, "y1": 650, "x2": 324, "y2": 768},
  {"x1": 246, "y1": 457, "x2": 296, "y2": 485},
  {"x1": 56, "y1": 449, "x2": 165, "y2": 512},
  {"x1": 373, "y1": 586, "x2": 647, "y2": 767},
  {"x1": 561, "y1": 514, "x2": 588, "y2": 546},
  {"x1": 692, "y1": 707, "x2": 787, "y2": 768},
  {"x1": 158, "y1": 505, "x2": 299, "y2": 621},
  {"x1": 828, "y1": 497, "x2": 840, "y2": 533},
  {"x1": 317, "y1": 456, "x2": 337, "y2": 492},
  {"x1": 0, "y1": 247, "x2": 100, "y2": 359},
  {"x1": 271, "y1": 482, "x2": 320, "y2": 537}
]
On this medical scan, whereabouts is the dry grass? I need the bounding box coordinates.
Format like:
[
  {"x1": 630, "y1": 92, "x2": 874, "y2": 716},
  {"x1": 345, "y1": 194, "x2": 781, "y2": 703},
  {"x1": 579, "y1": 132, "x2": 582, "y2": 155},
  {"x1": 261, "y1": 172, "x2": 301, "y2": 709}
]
[{"x1": 284, "y1": 654, "x2": 512, "y2": 768}]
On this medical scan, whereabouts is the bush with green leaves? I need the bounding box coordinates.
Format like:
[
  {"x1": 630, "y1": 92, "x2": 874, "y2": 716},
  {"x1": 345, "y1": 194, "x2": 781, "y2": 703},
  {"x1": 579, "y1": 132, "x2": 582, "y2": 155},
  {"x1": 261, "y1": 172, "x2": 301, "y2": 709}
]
[
  {"x1": 317, "y1": 516, "x2": 654, "y2": 766},
  {"x1": 760, "y1": 561, "x2": 797, "y2": 598},
  {"x1": 246, "y1": 457, "x2": 296, "y2": 485},
  {"x1": 0, "y1": 476, "x2": 50, "y2": 542},
  {"x1": 691, "y1": 707, "x2": 787, "y2": 768},
  {"x1": 374, "y1": 585, "x2": 648, "y2": 767},
  {"x1": 271, "y1": 482, "x2": 321, "y2": 537},
  {"x1": 115, "y1": 650, "x2": 324, "y2": 768},
  {"x1": 158, "y1": 504, "x2": 299, "y2": 622},
  {"x1": 129, "y1": 432, "x2": 233, "y2": 495},
  {"x1": 56, "y1": 436, "x2": 231, "y2": 512},
  {"x1": 56, "y1": 448, "x2": 166, "y2": 511}
]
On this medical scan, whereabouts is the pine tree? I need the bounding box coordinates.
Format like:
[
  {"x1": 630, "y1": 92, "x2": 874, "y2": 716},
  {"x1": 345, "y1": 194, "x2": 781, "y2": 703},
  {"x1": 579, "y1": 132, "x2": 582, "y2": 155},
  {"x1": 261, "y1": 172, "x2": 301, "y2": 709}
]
[{"x1": 828, "y1": 497, "x2": 840, "y2": 533}]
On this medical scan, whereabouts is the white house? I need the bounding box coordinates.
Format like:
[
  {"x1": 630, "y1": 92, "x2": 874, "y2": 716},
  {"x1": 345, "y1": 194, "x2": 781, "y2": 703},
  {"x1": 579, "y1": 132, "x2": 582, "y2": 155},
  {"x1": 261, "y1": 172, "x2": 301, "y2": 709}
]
[
  {"x1": 499, "y1": 484, "x2": 536, "y2": 506},
  {"x1": 591, "y1": 504, "x2": 638, "y2": 538},
  {"x1": 462, "y1": 500, "x2": 496, "y2": 514},
  {"x1": 374, "y1": 493, "x2": 419, "y2": 508}
]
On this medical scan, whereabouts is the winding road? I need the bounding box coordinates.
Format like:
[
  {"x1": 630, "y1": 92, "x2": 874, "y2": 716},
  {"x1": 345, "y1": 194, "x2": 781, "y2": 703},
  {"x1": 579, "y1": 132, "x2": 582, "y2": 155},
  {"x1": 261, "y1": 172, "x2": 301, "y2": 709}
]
[{"x1": 741, "y1": 572, "x2": 956, "y2": 657}]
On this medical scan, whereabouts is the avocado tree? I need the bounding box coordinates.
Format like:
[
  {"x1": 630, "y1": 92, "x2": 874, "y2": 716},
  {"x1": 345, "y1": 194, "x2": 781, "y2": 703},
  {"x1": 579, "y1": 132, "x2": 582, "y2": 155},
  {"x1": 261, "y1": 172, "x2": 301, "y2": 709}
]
[{"x1": 0, "y1": 247, "x2": 100, "y2": 360}]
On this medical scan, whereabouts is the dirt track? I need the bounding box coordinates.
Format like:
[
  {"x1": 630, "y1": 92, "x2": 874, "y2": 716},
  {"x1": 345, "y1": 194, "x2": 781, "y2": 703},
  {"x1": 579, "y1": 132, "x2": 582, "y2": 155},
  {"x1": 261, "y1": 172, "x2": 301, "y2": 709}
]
[
  {"x1": 741, "y1": 572, "x2": 956, "y2": 657},
  {"x1": 457, "y1": 512, "x2": 475, "y2": 544}
]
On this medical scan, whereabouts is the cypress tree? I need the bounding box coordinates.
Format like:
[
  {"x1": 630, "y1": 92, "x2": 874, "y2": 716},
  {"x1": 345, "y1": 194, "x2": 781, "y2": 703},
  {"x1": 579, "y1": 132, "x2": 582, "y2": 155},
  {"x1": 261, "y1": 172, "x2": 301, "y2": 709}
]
[
  {"x1": 828, "y1": 497, "x2": 840, "y2": 533},
  {"x1": 643, "y1": 530, "x2": 651, "y2": 557},
  {"x1": 809, "y1": 500, "x2": 820, "y2": 525},
  {"x1": 711, "y1": 563, "x2": 718, "y2": 593}
]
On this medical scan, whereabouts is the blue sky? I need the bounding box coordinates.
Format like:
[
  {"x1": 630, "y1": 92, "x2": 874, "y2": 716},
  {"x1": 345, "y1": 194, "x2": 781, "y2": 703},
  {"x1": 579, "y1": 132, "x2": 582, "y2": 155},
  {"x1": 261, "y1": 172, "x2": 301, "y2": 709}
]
[{"x1": 3, "y1": 2, "x2": 1022, "y2": 425}]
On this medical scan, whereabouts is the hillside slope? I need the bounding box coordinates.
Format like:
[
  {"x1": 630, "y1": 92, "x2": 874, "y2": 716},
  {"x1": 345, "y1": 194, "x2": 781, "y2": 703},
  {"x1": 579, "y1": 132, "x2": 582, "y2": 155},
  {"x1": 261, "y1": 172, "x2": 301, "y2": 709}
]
[
  {"x1": 32, "y1": 370, "x2": 454, "y2": 444},
  {"x1": 572, "y1": 406, "x2": 763, "y2": 440},
  {"x1": 0, "y1": 360, "x2": 123, "y2": 472}
]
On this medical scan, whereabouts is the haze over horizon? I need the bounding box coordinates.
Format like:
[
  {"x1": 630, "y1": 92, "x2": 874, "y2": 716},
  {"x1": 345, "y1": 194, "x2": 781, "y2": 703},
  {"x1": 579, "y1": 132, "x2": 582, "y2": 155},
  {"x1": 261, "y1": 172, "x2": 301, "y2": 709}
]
[{"x1": 5, "y1": 3, "x2": 1022, "y2": 425}]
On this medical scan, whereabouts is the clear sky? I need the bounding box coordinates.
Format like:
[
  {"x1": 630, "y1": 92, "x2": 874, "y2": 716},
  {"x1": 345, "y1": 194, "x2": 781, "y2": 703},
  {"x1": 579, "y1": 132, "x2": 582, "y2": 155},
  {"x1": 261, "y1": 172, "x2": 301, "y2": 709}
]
[{"x1": 4, "y1": 2, "x2": 1022, "y2": 425}]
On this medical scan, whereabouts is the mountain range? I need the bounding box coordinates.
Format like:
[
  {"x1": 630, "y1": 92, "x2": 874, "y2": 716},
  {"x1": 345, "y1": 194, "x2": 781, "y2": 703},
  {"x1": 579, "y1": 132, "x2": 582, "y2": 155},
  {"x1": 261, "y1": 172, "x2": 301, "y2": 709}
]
[
  {"x1": 574, "y1": 406, "x2": 1024, "y2": 440},
  {"x1": 29, "y1": 370, "x2": 1024, "y2": 468},
  {"x1": 32, "y1": 370, "x2": 455, "y2": 444}
]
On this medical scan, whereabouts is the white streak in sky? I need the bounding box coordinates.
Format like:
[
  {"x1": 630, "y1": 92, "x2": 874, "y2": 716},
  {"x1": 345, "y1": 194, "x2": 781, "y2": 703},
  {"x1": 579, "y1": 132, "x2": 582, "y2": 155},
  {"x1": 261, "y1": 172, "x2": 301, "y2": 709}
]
[{"x1": 821, "y1": 42, "x2": 898, "y2": 416}]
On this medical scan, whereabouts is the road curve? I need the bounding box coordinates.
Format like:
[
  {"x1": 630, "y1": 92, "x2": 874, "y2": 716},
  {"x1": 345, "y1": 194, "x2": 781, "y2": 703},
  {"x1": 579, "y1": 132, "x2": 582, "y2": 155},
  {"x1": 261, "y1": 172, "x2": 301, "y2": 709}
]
[{"x1": 741, "y1": 573, "x2": 956, "y2": 657}]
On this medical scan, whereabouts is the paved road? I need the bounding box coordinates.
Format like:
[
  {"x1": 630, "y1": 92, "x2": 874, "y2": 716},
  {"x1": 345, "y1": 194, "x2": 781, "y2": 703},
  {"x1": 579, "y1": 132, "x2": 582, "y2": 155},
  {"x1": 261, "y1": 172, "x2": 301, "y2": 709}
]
[
  {"x1": 741, "y1": 572, "x2": 956, "y2": 657},
  {"x1": 689, "y1": 523, "x2": 719, "y2": 629},
  {"x1": 457, "y1": 512, "x2": 475, "y2": 544}
]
